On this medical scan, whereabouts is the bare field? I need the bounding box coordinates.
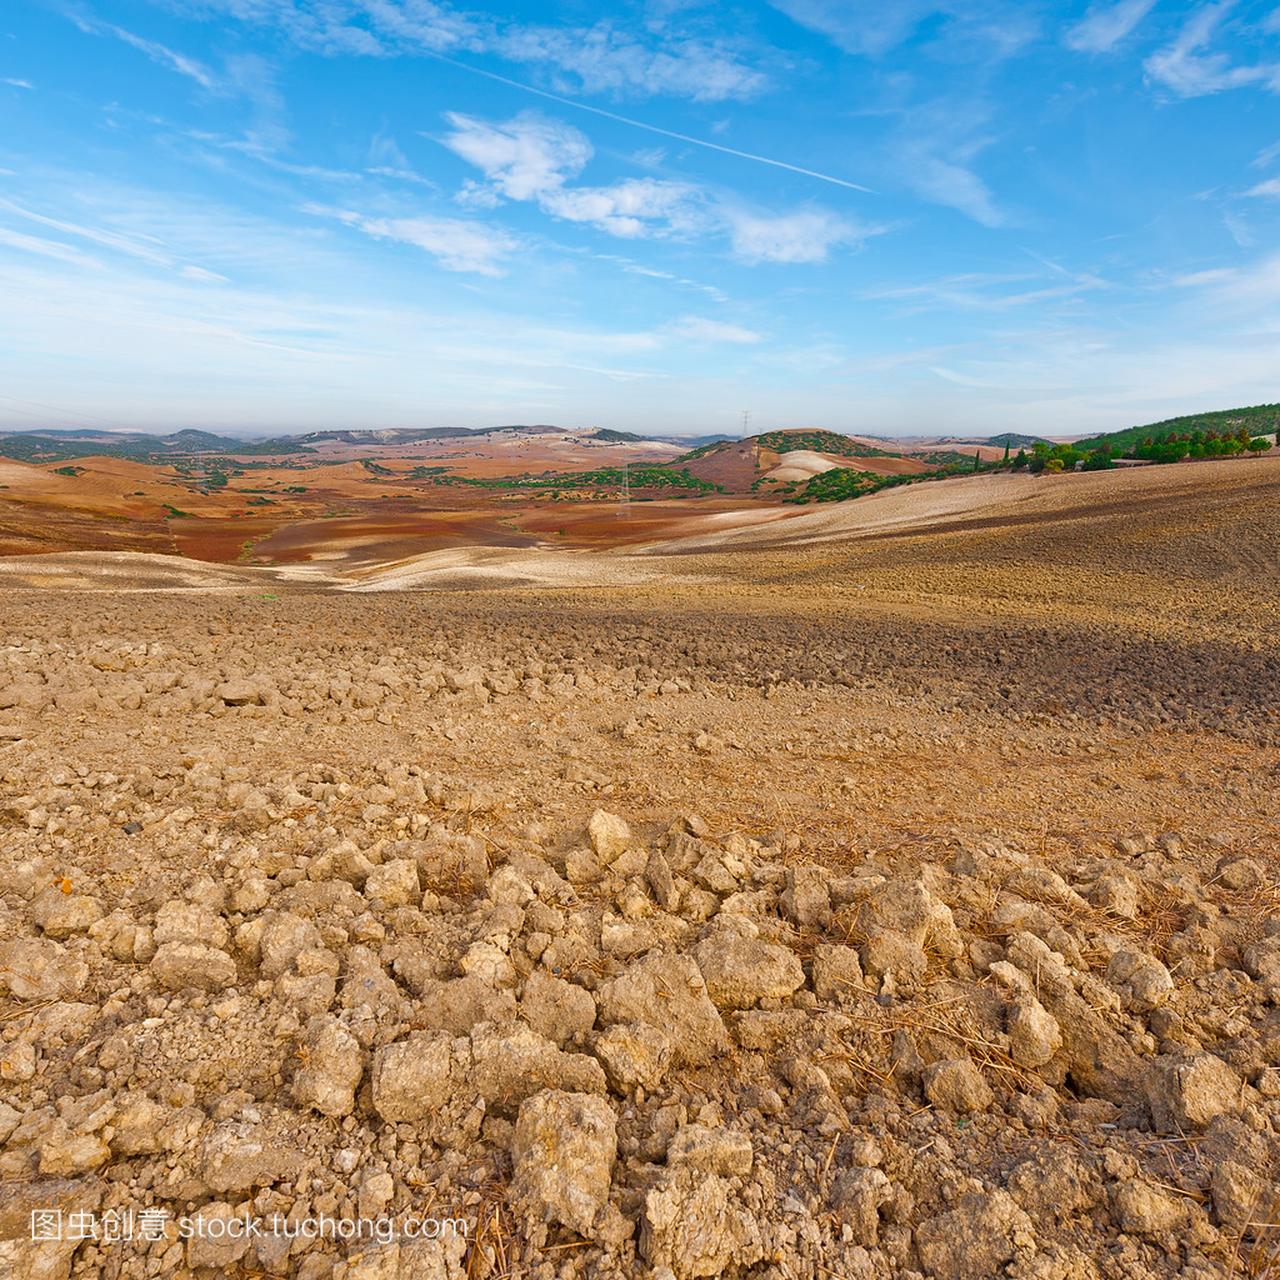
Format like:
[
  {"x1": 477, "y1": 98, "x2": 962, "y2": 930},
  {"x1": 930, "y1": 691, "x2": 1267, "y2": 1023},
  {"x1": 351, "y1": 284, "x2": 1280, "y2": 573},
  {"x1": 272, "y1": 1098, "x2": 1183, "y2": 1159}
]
[{"x1": 1, "y1": 455, "x2": 1278, "y2": 1280}]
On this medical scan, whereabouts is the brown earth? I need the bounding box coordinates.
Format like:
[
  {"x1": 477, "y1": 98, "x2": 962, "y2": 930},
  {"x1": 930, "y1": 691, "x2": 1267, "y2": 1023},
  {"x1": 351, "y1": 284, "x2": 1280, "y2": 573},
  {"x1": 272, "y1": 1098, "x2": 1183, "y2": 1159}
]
[
  {"x1": 0, "y1": 430, "x2": 764, "y2": 566},
  {"x1": 0, "y1": 455, "x2": 1278, "y2": 1280}
]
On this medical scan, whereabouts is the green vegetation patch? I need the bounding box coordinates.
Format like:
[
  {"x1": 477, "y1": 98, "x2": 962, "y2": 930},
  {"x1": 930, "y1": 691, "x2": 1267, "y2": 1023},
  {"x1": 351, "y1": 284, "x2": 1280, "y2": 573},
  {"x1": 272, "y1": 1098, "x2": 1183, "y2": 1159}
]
[
  {"x1": 787, "y1": 468, "x2": 915, "y2": 503},
  {"x1": 1076, "y1": 403, "x2": 1280, "y2": 454},
  {"x1": 410, "y1": 465, "x2": 719, "y2": 493},
  {"x1": 755, "y1": 429, "x2": 896, "y2": 459},
  {"x1": 591, "y1": 428, "x2": 646, "y2": 442}
]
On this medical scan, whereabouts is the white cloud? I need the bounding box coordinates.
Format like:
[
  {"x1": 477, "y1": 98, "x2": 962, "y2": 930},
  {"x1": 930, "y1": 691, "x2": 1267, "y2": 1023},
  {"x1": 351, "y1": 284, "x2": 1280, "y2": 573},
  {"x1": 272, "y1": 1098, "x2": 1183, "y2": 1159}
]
[
  {"x1": 0, "y1": 198, "x2": 173, "y2": 266},
  {"x1": 439, "y1": 111, "x2": 862, "y2": 261},
  {"x1": 180, "y1": 1, "x2": 766, "y2": 102},
  {"x1": 440, "y1": 112, "x2": 590, "y2": 200},
  {"x1": 890, "y1": 100, "x2": 1008, "y2": 227},
  {"x1": 491, "y1": 27, "x2": 767, "y2": 101},
  {"x1": 316, "y1": 206, "x2": 518, "y2": 275},
  {"x1": 768, "y1": 0, "x2": 946, "y2": 56},
  {"x1": 1065, "y1": 0, "x2": 1158, "y2": 53},
  {"x1": 3, "y1": 78, "x2": 34, "y2": 90},
  {"x1": 542, "y1": 178, "x2": 701, "y2": 237},
  {"x1": 1175, "y1": 251, "x2": 1280, "y2": 309},
  {"x1": 365, "y1": 132, "x2": 434, "y2": 186},
  {"x1": 1244, "y1": 178, "x2": 1280, "y2": 197},
  {"x1": 1222, "y1": 210, "x2": 1255, "y2": 247},
  {"x1": 439, "y1": 112, "x2": 702, "y2": 238},
  {"x1": 904, "y1": 152, "x2": 1006, "y2": 227},
  {"x1": 725, "y1": 209, "x2": 854, "y2": 263},
  {"x1": 667, "y1": 316, "x2": 763, "y2": 343},
  {"x1": 1254, "y1": 139, "x2": 1280, "y2": 167},
  {"x1": 865, "y1": 264, "x2": 1107, "y2": 312},
  {"x1": 367, "y1": 166, "x2": 435, "y2": 186},
  {"x1": 180, "y1": 264, "x2": 231, "y2": 283},
  {"x1": 767, "y1": 0, "x2": 1036, "y2": 58},
  {"x1": 1145, "y1": 2, "x2": 1280, "y2": 97},
  {"x1": 0, "y1": 226, "x2": 101, "y2": 267},
  {"x1": 70, "y1": 15, "x2": 220, "y2": 90}
]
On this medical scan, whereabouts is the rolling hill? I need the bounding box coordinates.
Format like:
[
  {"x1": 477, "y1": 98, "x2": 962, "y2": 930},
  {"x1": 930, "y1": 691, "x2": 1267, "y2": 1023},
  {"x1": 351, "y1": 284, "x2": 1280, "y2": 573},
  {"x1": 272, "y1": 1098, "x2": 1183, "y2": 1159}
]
[
  {"x1": 676, "y1": 428, "x2": 945, "y2": 495},
  {"x1": 1076, "y1": 403, "x2": 1280, "y2": 453}
]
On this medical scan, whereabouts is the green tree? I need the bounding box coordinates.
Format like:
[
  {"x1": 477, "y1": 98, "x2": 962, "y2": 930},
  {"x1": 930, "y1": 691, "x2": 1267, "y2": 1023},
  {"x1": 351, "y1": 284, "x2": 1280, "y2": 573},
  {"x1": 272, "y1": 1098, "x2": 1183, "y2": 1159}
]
[{"x1": 1248, "y1": 437, "x2": 1270, "y2": 456}]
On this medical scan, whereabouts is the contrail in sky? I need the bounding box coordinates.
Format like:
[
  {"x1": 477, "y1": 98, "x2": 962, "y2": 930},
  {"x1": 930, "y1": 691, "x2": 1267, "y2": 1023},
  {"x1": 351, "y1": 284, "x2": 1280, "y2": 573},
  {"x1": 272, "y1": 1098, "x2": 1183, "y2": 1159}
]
[{"x1": 424, "y1": 51, "x2": 877, "y2": 195}]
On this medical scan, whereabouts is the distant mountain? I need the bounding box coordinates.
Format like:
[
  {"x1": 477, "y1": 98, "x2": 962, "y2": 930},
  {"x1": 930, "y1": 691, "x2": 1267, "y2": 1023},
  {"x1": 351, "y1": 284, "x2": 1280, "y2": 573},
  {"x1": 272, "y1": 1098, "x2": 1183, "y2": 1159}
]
[
  {"x1": 292, "y1": 428, "x2": 479, "y2": 445},
  {"x1": 672, "y1": 433, "x2": 737, "y2": 447},
  {"x1": 0, "y1": 423, "x2": 588, "y2": 463},
  {"x1": 0, "y1": 429, "x2": 310, "y2": 462}
]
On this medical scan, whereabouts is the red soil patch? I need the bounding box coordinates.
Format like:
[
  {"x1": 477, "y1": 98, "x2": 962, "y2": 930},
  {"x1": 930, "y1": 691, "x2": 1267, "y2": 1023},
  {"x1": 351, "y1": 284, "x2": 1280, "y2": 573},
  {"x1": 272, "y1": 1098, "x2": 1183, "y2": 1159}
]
[{"x1": 682, "y1": 442, "x2": 761, "y2": 490}]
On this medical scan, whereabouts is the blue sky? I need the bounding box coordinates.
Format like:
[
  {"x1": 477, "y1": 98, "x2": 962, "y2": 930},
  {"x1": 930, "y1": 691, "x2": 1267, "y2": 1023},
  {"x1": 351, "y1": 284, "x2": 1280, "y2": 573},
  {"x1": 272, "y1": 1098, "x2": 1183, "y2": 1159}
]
[{"x1": 1, "y1": 0, "x2": 1278, "y2": 437}]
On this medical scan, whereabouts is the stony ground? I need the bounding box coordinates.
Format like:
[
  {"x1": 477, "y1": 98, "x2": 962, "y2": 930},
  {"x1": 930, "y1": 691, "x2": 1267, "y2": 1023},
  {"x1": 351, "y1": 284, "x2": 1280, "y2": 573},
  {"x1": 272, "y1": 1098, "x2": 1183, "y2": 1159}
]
[{"x1": 0, "y1": 579, "x2": 1277, "y2": 1280}]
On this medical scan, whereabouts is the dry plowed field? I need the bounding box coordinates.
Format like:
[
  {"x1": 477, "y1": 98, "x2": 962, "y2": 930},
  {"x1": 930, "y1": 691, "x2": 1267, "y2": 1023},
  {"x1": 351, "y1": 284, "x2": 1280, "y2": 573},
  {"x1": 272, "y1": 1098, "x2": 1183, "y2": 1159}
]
[{"x1": 1, "y1": 456, "x2": 1278, "y2": 1280}]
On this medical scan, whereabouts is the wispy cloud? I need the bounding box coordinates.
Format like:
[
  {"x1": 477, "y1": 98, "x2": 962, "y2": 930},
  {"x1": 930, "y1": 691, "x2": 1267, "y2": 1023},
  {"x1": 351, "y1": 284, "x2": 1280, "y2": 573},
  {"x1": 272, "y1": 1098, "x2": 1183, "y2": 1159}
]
[
  {"x1": 541, "y1": 178, "x2": 703, "y2": 238},
  {"x1": 440, "y1": 111, "x2": 701, "y2": 238},
  {"x1": 0, "y1": 197, "x2": 173, "y2": 265},
  {"x1": 767, "y1": 0, "x2": 1036, "y2": 58},
  {"x1": 3, "y1": 77, "x2": 34, "y2": 90},
  {"x1": 0, "y1": 225, "x2": 101, "y2": 267},
  {"x1": 772, "y1": 0, "x2": 941, "y2": 56},
  {"x1": 0, "y1": 251, "x2": 699, "y2": 427},
  {"x1": 724, "y1": 208, "x2": 858, "y2": 263},
  {"x1": 489, "y1": 26, "x2": 767, "y2": 102},
  {"x1": 179, "y1": 264, "x2": 230, "y2": 283},
  {"x1": 593, "y1": 254, "x2": 728, "y2": 303},
  {"x1": 866, "y1": 264, "x2": 1108, "y2": 313},
  {"x1": 173, "y1": 0, "x2": 767, "y2": 103},
  {"x1": 365, "y1": 133, "x2": 434, "y2": 186},
  {"x1": 667, "y1": 315, "x2": 762, "y2": 343},
  {"x1": 1222, "y1": 210, "x2": 1254, "y2": 247},
  {"x1": 439, "y1": 110, "x2": 864, "y2": 261},
  {"x1": 909, "y1": 152, "x2": 1006, "y2": 227},
  {"x1": 1175, "y1": 251, "x2": 1280, "y2": 309},
  {"x1": 309, "y1": 205, "x2": 519, "y2": 276},
  {"x1": 441, "y1": 112, "x2": 591, "y2": 200},
  {"x1": 70, "y1": 14, "x2": 219, "y2": 90},
  {"x1": 1244, "y1": 177, "x2": 1280, "y2": 198},
  {"x1": 1065, "y1": 0, "x2": 1158, "y2": 53},
  {"x1": 1144, "y1": 2, "x2": 1280, "y2": 97},
  {"x1": 886, "y1": 98, "x2": 1009, "y2": 227},
  {"x1": 426, "y1": 55, "x2": 873, "y2": 193}
]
